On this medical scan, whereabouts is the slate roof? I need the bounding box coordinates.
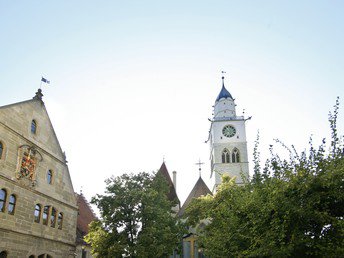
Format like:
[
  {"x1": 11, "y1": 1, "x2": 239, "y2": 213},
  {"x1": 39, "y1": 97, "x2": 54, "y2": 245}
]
[
  {"x1": 216, "y1": 82, "x2": 233, "y2": 101},
  {"x1": 76, "y1": 193, "x2": 97, "y2": 244},
  {"x1": 156, "y1": 162, "x2": 180, "y2": 206},
  {"x1": 178, "y1": 176, "x2": 212, "y2": 217}
]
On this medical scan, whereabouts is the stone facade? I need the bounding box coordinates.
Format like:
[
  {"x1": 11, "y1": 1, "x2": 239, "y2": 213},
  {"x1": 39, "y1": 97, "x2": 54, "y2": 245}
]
[{"x1": 0, "y1": 90, "x2": 78, "y2": 258}]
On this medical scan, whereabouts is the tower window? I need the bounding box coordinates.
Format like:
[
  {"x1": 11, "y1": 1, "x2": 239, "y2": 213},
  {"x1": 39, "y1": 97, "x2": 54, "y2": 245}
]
[
  {"x1": 31, "y1": 120, "x2": 37, "y2": 134},
  {"x1": 222, "y1": 149, "x2": 230, "y2": 163},
  {"x1": 232, "y1": 148, "x2": 240, "y2": 163},
  {"x1": 0, "y1": 251, "x2": 8, "y2": 258},
  {"x1": 0, "y1": 142, "x2": 3, "y2": 159},
  {"x1": 47, "y1": 170, "x2": 53, "y2": 184},
  {"x1": 34, "y1": 204, "x2": 42, "y2": 223},
  {"x1": 7, "y1": 194, "x2": 16, "y2": 215}
]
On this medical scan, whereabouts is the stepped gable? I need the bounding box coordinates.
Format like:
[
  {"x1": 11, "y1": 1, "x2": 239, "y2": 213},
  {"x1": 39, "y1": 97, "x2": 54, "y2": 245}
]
[{"x1": 178, "y1": 176, "x2": 212, "y2": 217}]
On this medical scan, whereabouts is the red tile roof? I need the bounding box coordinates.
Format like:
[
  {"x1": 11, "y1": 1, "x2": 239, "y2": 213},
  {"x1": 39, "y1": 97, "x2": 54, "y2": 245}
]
[{"x1": 76, "y1": 193, "x2": 97, "y2": 237}]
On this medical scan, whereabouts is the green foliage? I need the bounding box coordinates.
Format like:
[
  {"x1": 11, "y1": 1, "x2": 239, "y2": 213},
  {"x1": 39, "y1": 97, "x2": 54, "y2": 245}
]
[
  {"x1": 186, "y1": 99, "x2": 344, "y2": 257},
  {"x1": 86, "y1": 172, "x2": 184, "y2": 258}
]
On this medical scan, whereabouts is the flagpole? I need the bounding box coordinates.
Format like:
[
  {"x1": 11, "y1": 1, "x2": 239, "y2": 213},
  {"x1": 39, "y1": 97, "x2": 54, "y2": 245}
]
[{"x1": 39, "y1": 77, "x2": 43, "y2": 90}]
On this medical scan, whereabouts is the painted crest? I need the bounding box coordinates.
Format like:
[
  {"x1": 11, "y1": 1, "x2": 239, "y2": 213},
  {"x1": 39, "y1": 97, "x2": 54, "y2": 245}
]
[
  {"x1": 16, "y1": 145, "x2": 42, "y2": 187},
  {"x1": 19, "y1": 149, "x2": 37, "y2": 180}
]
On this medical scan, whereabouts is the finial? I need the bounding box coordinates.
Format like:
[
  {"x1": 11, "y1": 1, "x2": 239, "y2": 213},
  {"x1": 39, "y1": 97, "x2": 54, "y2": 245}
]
[
  {"x1": 195, "y1": 159, "x2": 204, "y2": 178},
  {"x1": 221, "y1": 71, "x2": 226, "y2": 87},
  {"x1": 33, "y1": 89, "x2": 43, "y2": 100}
]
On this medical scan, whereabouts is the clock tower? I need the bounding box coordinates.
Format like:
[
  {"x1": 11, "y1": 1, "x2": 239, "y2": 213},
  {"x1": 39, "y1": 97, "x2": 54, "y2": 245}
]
[{"x1": 208, "y1": 76, "x2": 250, "y2": 192}]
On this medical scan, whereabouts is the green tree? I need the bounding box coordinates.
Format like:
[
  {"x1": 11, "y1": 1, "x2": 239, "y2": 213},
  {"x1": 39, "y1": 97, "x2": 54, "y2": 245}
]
[
  {"x1": 186, "y1": 99, "x2": 344, "y2": 257},
  {"x1": 85, "y1": 172, "x2": 184, "y2": 258}
]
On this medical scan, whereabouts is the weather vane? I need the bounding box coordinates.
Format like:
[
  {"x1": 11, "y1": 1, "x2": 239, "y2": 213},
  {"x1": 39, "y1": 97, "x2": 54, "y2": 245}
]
[
  {"x1": 221, "y1": 71, "x2": 227, "y2": 84},
  {"x1": 195, "y1": 159, "x2": 204, "y2": 177}
]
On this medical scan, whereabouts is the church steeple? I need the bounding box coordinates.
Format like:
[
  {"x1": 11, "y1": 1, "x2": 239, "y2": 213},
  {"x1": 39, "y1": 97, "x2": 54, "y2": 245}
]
[{"x1": 208, "y1": 75, "x2": 249, "y2": 192}]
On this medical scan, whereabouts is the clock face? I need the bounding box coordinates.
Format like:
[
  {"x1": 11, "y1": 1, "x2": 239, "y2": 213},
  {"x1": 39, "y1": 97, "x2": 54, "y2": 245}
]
[{"x1": 222, "y1": 125, "x2": 236, "y2": 138}]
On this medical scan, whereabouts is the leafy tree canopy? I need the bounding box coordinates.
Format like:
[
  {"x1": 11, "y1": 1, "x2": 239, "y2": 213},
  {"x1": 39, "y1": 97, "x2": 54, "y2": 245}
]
[
  {"x1": 186, "y1": 98, "x2": 344, "y2": 257},
  {"x1": 85, "y1": 172, "x2": 185, "y2": 258}
]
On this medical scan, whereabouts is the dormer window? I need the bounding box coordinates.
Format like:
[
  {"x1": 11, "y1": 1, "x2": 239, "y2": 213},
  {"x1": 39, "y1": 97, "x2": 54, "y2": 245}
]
[{"x1": 31, "y1": 120, "x2": 37, "y2": 134}]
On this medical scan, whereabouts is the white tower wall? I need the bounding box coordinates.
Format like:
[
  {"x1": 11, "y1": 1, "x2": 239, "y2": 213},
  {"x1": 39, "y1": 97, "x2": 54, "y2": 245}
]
[{"x1": 209, "y1": 77, "x2": 250, "y2": 192}]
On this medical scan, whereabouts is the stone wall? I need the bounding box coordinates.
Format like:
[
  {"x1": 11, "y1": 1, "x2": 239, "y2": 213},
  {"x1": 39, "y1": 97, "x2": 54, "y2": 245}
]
[{"x1": 0, "y1": 96, "x2": 78, "y2": 258}]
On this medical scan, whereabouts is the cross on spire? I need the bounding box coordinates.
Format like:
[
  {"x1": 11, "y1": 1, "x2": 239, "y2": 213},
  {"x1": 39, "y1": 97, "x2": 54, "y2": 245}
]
[{"x1": 195, "y1": 159, "x2": 204, "y2": 177}]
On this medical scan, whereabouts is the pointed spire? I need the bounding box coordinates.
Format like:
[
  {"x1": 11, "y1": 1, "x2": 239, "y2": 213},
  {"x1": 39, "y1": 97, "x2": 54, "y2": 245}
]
[{"x1": 216, "y1": 75, "x2": 233, "y2": 101}]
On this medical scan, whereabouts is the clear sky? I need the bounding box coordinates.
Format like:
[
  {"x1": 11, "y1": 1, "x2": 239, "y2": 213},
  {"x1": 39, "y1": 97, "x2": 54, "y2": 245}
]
[{"x1": 0, "y1": 1, "x2": 343, "y2": 205}]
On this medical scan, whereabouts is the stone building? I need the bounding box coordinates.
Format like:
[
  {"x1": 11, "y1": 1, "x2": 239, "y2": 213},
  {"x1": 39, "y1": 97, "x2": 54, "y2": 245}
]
[{"x1": 0, "y1": 89, "x2": 78, "y2": 257}]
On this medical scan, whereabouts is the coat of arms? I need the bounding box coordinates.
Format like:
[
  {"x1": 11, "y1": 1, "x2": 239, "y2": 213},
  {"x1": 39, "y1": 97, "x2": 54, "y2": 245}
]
[
  {"x1": 19, "y1": 149, "x2": 36, "y2": 180},
  {"x1": 16, "y1": 145, "x2": 42, "y2": 187}
]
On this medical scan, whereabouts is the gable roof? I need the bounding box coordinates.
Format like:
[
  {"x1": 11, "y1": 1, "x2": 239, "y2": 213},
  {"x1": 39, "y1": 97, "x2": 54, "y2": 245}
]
[
  {"x1": 0, "y1": 89, "x2": 66, "y2": 162},
  {"x1": 178, "y1": 176, "x2": 212, "y2": 217},
  {"x1": 156, "y1": 162, "x2": 180, "y2": 205}
]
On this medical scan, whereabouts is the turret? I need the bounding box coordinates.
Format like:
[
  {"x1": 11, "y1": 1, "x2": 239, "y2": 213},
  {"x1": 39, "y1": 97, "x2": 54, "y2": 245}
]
[{"x1": 213, "y1": 76, "x2": 236, "y2": 120}]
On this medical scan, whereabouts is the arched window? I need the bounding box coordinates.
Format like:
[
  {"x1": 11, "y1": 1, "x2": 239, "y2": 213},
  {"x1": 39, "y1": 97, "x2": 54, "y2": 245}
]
[
  {"x1": 34, "y1": 204, "x2": 42, "y2": 223},
  {"x1": 0, "y1": 189, "x2": 7, "y2": 212},
  {"x1": 50, "y1": 207, "x2": 56, "y2": 228},
  {"x1": 38, "y1": 254, "x2": 45, "y2": 258},
  {"x1": 0, "y1": 251, "x2": 8, "y2": 258},
  {"x1": 29, "y1": 255, "x2": 35, "y2": 258},
  {"x1": 47, "y1": 254, "x2": 53, "y2": 258},
  {"x1": 232, "y1": 148, "x2": 240, "y2": 163},
  {"x1": 47, "y1": 170, "x2": 53, "y2": 184},
  {"x1": 31, "y1": 120, "x2": 37, "y2": 134},
  {"x1": 8, "y1": 194, "x2": 16, "y2": 215},
  {"x1": 0, "y1": 142, "x2": 3, "y2": 159},
  {"x1": 57, "y1": 212, "x2": 63, "y2": 229},
  {"x1": 42, "y1": 206, "x2": 50, "y2": 225},
  {"x1": 221, "y1": 149, "x2": 230, "y2": 163}
]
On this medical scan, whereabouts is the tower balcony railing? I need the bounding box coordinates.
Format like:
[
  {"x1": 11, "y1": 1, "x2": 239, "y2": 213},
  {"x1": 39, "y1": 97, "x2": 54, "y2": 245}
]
[{"x1": 213, "y1": 115, "x2": 245, "y2": 121}]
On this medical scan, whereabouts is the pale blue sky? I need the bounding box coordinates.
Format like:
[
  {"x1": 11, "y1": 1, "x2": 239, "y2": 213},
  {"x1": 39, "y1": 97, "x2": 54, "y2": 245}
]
[{"x1": 1, "y1": 1, "x2": 343, "y2": 204}]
